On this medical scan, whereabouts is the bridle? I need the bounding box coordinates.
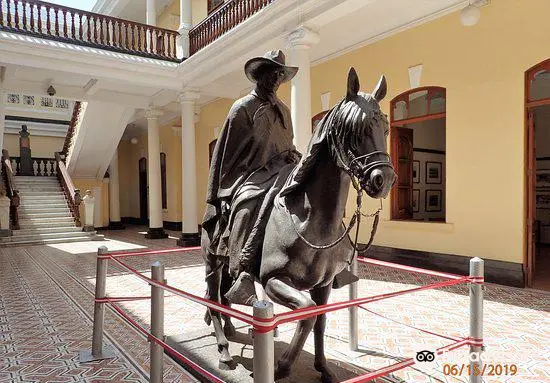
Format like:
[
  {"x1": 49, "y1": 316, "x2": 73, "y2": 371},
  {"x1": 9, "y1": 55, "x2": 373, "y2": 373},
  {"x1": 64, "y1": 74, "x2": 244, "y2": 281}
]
[{"x1": 290, "y1": 103, "x2": 394, "y2": 264}]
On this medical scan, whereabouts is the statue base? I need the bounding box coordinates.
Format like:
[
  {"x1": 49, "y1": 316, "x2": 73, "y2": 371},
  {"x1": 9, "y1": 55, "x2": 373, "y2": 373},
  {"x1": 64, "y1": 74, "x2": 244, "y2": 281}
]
[
  {"x1": 145, "y1": 227, "x2": 168, "y2": 239},
  {"x1": 165, "y1": 328, "x2": 366, "y2": 383},
  {"x1": 108, "y1": 221, "x2": 125, "y2": 230},
  {"x1": 176, "y1": 232, "x2": 200, "y2": 247}
]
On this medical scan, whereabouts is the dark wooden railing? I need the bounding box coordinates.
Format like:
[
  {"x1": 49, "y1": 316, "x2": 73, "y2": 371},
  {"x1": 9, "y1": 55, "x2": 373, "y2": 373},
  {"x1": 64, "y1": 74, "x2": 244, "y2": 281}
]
[
  {"x1": 189, "y1": 0, "x2": 275, "y2": 55},
  {"x1": 0, "y1": 0, "x2": 179, "y2": 61},
  {"x1": 55, "y1": 152, "x2": 81, "y2": 226},
  {"x1": 9, "y1": 156, "x2": 57, "y2": 176},
  {"x1": 1, "y1": 150, "x2": 20, "y2": 230},
  {"x1": 61, "y1": 101, "x2": 81, "y2": 157}
]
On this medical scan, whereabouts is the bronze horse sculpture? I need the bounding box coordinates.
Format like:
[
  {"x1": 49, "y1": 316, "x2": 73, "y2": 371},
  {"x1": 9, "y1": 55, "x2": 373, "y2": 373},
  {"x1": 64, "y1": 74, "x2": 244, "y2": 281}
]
[{"x1": 203, "y1": 68, "x2": 396, "y2": 382}]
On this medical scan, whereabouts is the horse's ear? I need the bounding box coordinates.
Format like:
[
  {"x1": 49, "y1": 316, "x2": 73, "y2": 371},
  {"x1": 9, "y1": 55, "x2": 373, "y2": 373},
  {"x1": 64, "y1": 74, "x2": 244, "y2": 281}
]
[
  {"x1": 373, "y1": 75, "x2": 387, "y2": 102},
  {"x1": 346, "y1": 67, "x2": 360, "y2": 101}
]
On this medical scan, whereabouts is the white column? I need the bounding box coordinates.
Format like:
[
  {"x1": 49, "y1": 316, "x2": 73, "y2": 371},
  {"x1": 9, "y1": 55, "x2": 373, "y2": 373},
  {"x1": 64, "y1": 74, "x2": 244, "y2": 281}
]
[
  {"x1": 177, "y1": 90, "x2": 200, "y2": 247},
  {"x1": 146, "y1": 0, "x2": 157, "y2": 25},
  {"x1": 145, "y1": 107, "x2": 167, "y2": 239},
  {"x1": 0, "y1": 90, "x2": 5, "y2": 152},
  {"x1": 92, "y1": 186, "x2": 102, "y2": 229},
  {"x1": 286, "y1": 26, "x2": 319, "y2": 154},
  {"x1": 177, "y1": 0, "x2": 193, "y2": 58},
  {"x1": 108, "y1": 149, "x2": 123, "y2": 229}
]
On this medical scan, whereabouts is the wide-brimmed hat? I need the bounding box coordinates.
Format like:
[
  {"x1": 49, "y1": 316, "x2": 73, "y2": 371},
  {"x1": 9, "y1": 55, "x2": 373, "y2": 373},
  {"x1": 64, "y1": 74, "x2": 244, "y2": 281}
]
[{"x1": 244, "y1": 50, "x2": 298, "y2": 84}]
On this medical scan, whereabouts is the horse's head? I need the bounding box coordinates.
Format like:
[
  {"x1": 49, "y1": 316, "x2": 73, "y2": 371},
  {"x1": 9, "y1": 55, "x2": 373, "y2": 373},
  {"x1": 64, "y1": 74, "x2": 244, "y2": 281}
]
[{"x1": 328, "y1": 67, "x2": 396, "y2": 199}]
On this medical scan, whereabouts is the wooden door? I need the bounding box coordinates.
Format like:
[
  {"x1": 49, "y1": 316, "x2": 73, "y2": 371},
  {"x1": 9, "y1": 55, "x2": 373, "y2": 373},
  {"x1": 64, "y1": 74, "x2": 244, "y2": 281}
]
[
  {"x1": 526, "y1": 110, "x2": 536, "y2": 286},
  {"x1": 139, "y1": 158, "x2": 148, "y2": 224},
  {"x1": 391, "y1": 127, "x2": 414, "y2": 220}
]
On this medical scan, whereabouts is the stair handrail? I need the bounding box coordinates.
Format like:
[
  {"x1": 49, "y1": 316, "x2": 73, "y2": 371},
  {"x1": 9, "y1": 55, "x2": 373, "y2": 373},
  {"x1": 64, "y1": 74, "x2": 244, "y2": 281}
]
[
  {"x1": 1, "y1": 149, "x2": 20, "y2": 230},
  {"x1": 61, "y1": 101, "x2": 82, "y2": 157},
  {"x1": 55, "y1": 152, "x2": 81, "y2": 226}
]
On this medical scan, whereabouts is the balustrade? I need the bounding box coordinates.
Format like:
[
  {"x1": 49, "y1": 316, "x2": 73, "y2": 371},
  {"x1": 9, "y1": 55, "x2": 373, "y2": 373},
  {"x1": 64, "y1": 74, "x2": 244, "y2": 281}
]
[
  {"x1": 0, "y1": 0, "x2": 178, "y2": 61},
  {"x1": 9, "y1": 156, "x2": 57, "y2": 176},
  {"x1": 189, "y1": 0, "x2": 275, "y2": 55}
]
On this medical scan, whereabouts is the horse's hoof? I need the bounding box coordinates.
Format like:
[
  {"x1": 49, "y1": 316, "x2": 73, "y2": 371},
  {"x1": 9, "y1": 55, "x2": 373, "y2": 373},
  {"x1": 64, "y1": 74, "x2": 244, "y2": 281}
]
[
  {"x1": 224, "y1": 322, "x2": 236, "y2": 337},
  {"x1": 275, "y1": 361, "x2": 291, "y2": 381},
  {"x1": 315, "y1": 361, "x2": 336, "y2": 383},
  {"x1": 218, "y1": 351, "x2": 236, "y2": 370}
]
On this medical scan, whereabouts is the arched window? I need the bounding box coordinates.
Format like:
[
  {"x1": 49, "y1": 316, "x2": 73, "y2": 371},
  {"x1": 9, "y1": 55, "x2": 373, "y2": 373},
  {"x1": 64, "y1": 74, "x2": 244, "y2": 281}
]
[
  {"x1": 390, "y1": 87, "x2": 446, "y2": 222},
  {"x1": 160, "y1": 153, "x2": 167, "y2": 210}
]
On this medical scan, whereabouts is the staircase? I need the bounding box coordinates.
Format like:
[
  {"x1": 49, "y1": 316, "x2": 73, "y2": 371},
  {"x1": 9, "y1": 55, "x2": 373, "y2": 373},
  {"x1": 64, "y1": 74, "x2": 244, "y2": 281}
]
[{"x1": 0, "y1": 177, "x2": 98, "y2": 246}]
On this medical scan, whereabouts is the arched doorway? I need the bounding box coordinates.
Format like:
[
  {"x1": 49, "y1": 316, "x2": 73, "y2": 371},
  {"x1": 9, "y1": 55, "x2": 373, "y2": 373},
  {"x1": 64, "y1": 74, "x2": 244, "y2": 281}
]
[
  {"x1": 139, "y1": 157, "x2": 148, "y2": 224},
  {"x1": 525, "y1": 59, "x2": 550, "y2": 289}
]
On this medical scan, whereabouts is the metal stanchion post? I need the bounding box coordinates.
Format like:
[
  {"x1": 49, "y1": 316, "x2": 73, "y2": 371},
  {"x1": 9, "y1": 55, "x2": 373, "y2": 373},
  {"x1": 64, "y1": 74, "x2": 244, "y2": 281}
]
[
  {"x1": 79, "y1": 246, "x2": 116, "y2": 362},
  {"x1": 150, "y1": 261, "x2": 165, "y2": 383},
  {"x1": 469, "y1": 257, "x2": 484, "y2": 383},
  {"x1": 253, "y1": 301, "x2": 274, "y2": 383},
  {"x1": 349, "y1": 253, "x2": 359, "y2": 351}
]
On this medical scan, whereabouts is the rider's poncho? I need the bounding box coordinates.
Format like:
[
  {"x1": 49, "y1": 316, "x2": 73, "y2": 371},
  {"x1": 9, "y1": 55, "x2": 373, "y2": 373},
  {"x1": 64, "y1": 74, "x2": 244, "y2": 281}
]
[{"x1": 201, "y1": 88, "x2": 298, "y2": 270}]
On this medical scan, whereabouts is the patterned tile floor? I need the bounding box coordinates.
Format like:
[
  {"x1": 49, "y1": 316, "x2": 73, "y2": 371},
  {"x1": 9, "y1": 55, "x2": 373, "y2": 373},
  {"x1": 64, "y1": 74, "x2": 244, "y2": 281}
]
[{"x1": 2, "y1": 226, "x2": 550, "y2": 382}]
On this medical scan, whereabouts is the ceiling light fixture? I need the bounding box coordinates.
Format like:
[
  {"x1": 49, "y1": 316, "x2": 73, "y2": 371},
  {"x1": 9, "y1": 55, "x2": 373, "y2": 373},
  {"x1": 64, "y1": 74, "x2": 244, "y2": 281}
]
[{"x1": 460, "y1": 0, "x2": 489, "y2": 27}]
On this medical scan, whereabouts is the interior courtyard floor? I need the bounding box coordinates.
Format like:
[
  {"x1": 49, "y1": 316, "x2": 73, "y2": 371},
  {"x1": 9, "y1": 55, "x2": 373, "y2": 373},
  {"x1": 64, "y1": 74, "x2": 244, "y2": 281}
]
[{"x1": 1, "y1": 226, "x2": 549, "y2": 383}]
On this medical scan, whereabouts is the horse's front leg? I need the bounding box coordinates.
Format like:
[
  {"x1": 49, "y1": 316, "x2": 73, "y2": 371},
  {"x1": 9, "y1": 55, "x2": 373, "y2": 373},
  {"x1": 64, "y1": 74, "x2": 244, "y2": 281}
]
[
  {"x1": 311, "y1": 284, "x2": 335, "y2": 383},
  {"x1": 265, "y1": 277, "x2": 317, "y2": 380}
]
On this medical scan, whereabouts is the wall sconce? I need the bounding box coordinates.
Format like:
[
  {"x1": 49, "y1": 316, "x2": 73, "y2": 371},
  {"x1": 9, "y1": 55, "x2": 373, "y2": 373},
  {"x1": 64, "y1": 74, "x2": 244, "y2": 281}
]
[
  {"x1": 460, "y1": 0, "x2": 489, "y2": 27},
  {"x1": 130, "y1": 137, "x2": 138, "y2": 144}
]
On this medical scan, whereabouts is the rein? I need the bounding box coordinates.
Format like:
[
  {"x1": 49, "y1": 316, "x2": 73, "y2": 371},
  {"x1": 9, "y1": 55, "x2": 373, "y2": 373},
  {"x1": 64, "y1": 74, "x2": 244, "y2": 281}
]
[{"x1": 290, "y1": 106, "x2": 391, "y2": 264}]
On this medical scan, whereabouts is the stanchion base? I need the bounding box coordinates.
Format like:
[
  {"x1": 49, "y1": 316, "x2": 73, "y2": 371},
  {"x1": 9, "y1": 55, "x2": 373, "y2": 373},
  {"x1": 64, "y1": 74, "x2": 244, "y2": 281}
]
[{"x1": 79, "y1": 345, "x2": 116, "y2": 363}]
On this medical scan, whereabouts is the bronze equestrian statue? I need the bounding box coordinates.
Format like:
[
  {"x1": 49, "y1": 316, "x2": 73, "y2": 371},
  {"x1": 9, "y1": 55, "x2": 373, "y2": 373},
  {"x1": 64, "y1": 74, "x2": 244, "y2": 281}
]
[{"x1": 201, "y1": 50, "x2": 396, "y2": 382}]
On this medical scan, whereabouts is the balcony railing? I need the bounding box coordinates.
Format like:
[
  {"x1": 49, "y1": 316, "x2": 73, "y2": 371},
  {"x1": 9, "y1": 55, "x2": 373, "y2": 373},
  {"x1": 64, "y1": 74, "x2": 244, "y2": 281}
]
[
  {"x1": 189, "y1": 0, "x2": 274, "y2": 55},
  {"x1": 0, "y1": 0, "x2": 179, "y2": 61},
  {"x1": 9, "y1": 156, "x2": 58, "y2": 176}
]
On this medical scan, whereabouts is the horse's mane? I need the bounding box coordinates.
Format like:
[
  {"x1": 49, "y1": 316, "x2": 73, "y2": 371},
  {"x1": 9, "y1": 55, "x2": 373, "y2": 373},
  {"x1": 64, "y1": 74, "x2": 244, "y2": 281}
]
[{"x1": 280, "y1": 93, "x2": 387, "y2": 197}]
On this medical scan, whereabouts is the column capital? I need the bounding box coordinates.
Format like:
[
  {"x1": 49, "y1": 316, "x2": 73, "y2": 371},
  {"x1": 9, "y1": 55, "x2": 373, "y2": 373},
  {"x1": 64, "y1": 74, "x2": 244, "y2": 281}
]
[
  {"x1": 178, "y1": 89, "x2": 200, "y2": 104},
  {"x1": 286, "y1": 26, "x2": 320, "y2": 50},
  {"x1": 145, "y1": 106, "x2": 163, "y2": 120}
]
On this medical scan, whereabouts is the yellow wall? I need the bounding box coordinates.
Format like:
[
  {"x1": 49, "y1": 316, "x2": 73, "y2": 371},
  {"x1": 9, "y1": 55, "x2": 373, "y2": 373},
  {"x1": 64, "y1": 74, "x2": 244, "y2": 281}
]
[
  {"x1": 73, "y1": 179, "x2": 110, "y2": 228},
  {"x1": 307, "y1": 0, "x2": 550, "y2": 264},
  {"x1": 157, "y1": 0, "x2": 208, "y2": 30},
  {"x1": 118, "y1": 124, "x2": 182, "y2": 223},
  {"x1": 3, "y1": 133, "x2": 64, "y2": 158}
]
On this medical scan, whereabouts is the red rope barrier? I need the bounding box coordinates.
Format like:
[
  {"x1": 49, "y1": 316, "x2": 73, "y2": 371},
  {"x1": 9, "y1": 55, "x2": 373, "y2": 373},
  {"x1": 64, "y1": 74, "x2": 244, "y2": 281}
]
[
  {"x1": 103, "y1": 252, "x2": 471, "y2": 332},
  {"x1": 358, "y1": 256, "x2": 465, "y2": 280},
  {"x1": 107, "y1": 301, "x2": 227, "y2": 383},
  {"x1": 96, "y1": 296, "x2": 151, "y2": 303},
  {"x1": 358, "y1": 306, "x2": 462, "y2": 342},
  {"x1": 100, "y1": 246, "x2": 201, "y2": 259}
]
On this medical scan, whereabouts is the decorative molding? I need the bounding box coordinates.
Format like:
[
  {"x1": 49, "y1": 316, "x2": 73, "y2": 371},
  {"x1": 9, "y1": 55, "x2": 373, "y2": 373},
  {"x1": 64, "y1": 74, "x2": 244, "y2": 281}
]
[
  {"x1": 408, "y1": 64, "x2": 423, "y2": 89},
  {"x1": 286, "y1": 25, "x2": 320, "y2": 50},
  {"x1": 145, "y1": 106, "x2": 164, "y2": 120},
  {"x1": 4, "y1": 120, "x2": 69, "y2": 137},
  {"x1": 178, "y1": 89, "x2": 200, "y2": 104},
  {"x1": 320, "y1": 92, "x2": 331, "y2": 110}
]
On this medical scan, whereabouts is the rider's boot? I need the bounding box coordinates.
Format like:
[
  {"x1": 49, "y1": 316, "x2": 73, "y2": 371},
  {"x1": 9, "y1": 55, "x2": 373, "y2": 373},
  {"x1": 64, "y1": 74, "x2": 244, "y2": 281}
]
[{"x1": 224, "y1": 270, "x2": 258, "y2": 306}]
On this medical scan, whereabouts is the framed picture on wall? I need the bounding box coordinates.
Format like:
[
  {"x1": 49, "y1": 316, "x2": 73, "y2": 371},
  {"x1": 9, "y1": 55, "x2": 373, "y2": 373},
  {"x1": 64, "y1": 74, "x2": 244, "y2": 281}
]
[
  {"x1": 536, "y1": 169, "x2": 550, "y2": 187},
  {"x1": 536, "y1": 189, "x2": 550, "y2": 209},
  {"x1": 425, "y1": 189, "x2": 442, "y2": 212},
  {"x1": 412, "y1": 189, "x2": 420, "y2": 213},
  {"x1": 426, "y1": 161, "x2": 442, "y2": 184},
  {"x1": 413, "y1": 161, "x2": 420, "y2": 183}
]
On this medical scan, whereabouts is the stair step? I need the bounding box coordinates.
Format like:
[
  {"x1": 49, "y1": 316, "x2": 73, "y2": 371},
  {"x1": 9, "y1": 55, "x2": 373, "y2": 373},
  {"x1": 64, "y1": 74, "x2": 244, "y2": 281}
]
[
  {"x1": 9, "y1": 231, "x2": 91, "y2": 240},
  {"x1": 15, "y1": 226, "x2": 79, "y2": 235},
  {"x1": 20, "y1": 206, "x2": 70, "y2": 212},
  {"x1": 19, "y1": 212, "x2": 73, "y2": 219},
  {"x1": 19, "y1": 220, "x2": 76, "y2": 229},
  {"x1": 19, "y1": 192, "x2": 65, "y2": 197},
  {"x1": 0, "y1": 234, "x2": 103, "y2": 247},
  {"x1": 21, "y1": 201, "x2": 67, "y2": 207}
]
